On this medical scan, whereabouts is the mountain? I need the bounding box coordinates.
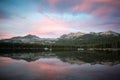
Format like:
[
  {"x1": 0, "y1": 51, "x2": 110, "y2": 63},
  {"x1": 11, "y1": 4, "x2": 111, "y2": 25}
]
[
  {"x1": 60, "y1": 32, "x2": 85, "y2": 39},
  {"x1": 0, "y1": 31, "x2": 120, "y2": 48},
  {"x1": 59, "y1": 31, "x2": 119, "y2": 40},
  {"x1": 0, "y1": 34, "x2": 57, "y2": 44},
  {"x1": 56, "y1": 31, "x2": 120, "y2": 48},
  {"x1": 98, "y1": 31, "x2": 119, "y2": 36}
]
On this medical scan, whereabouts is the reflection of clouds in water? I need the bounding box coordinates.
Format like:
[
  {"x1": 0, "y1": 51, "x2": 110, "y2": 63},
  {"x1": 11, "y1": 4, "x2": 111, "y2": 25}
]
[
  {"x1": 35, "y1": 58, "x2": 70, "y2": 66},
  {"x1": 0, "y1": 57, "x2": 120, "y2": 80}
]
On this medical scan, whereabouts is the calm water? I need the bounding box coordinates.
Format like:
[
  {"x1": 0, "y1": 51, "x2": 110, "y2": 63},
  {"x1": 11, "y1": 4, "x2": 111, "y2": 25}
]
[{"x1": 0, "y1": 51, "x2": 120, "y2": 80}]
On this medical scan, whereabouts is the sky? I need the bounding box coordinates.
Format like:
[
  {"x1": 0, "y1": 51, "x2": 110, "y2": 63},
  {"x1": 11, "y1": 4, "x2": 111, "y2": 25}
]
[{"x1": 0, "y1": 0, "x2": 120, "y2": 39}]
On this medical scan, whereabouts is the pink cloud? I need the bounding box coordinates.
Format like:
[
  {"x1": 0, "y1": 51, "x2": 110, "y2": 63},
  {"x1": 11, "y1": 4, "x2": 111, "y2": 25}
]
[
  {"x1": 72, "y1": 0, "x2": 120, "y2": 15},
  {"x1": 72, "y1": 0, "x2": 108, "y2": 12},
  {"x1": 91, "y1": 6, "x2": 114, "y2": 17},
  {"x1": 27, "y1": 15, "x2": 70, "y2": 37},
  {"x1": 93, "y1": 0, "x2": 112, "y2": 3},
  {"x1": 72, "y1": 0, "x2": 92, "y2": 12},
  {"x1": 103, "y1": 24, "x2": 120, "y2": 31},
  {"x1": 0, "y1": 31, "x2": 13, "y2": 39},
  {"x1": 48, "y1": 0, "x2": 59, "y2": 9}
]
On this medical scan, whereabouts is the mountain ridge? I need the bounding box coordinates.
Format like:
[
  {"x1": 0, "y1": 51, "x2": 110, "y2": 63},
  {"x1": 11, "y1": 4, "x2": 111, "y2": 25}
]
[
  {"x1": 59, "y1": 31, "x2": 119, "y2": 39},
  {"x1": 0, "y1": 31, "x2": 120, "y2": 40},
  {"x1": 0, "y1": 31, "x2": 120, "y2": 44}
]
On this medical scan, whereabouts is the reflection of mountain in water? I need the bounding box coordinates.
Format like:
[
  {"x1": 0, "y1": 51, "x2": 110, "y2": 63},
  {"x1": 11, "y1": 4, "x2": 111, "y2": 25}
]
[
  {"x1": 0, "y1": 52, "x2": 57, "y2": 62},
  {"x1": 0, "y1": 51, "x2": 120, "y2": 65}
]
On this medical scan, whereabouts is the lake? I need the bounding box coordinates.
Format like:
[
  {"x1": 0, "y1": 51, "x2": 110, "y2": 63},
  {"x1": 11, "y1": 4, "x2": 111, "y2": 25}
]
[{"x1": 0, "y1": 51, "x2": 120, "y2": 80}]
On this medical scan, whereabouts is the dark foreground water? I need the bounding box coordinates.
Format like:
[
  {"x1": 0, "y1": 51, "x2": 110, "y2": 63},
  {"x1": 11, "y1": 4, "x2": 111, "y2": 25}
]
[{"x1": 0, "y1": 51, "x2": 120, "y2": 80}]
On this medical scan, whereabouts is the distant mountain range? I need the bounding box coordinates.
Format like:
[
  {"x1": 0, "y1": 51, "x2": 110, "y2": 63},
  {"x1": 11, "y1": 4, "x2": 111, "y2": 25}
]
[
  {"x1": 60, "y1": 31, "x2": 119, "y2": 39},
  {"x1": 0, "y1": 34, "x2": 57, "y2": 44},
  {"x1": 0, "y1": 31, "x2": 120, "y2": 48},
  {"x1": 57, "y1": 31, "x2": 120, "y2": 48}
]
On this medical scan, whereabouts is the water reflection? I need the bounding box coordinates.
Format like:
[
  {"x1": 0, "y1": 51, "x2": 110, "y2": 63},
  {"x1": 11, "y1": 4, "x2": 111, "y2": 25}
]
[
  {"x1": 0, "y1": 51, "x2": 120, "y2": 80},
  {"x1": 1, "y1": 51, "x2": 120, "y2": 65}
]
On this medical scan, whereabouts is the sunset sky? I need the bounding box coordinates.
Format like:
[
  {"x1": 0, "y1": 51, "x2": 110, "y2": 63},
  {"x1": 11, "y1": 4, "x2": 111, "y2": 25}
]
[{"x1": 0, "y1": 0, "x2": 120, "y2": 39}]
